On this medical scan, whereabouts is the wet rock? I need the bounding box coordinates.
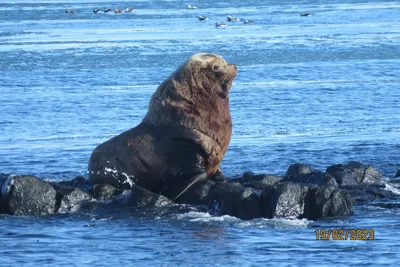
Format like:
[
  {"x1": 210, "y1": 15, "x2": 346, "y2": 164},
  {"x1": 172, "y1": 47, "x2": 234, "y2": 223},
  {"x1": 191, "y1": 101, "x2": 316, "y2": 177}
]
[
  {"x1": 285, "y1": 163, "x2": 313, "y2": 180},
  {"x1": 177, "y1": 180, "x2": 216, "y2": 205},
  {"x1": 302, "y1": 186, "x2": 353, "y2": 220},
  {"x1": 242, "y1": 171, "x2": 256, "y2": 182},
  {"x1": 233, "y1": 172, "x2": 283, "y2": 189},
  {"x1": 129, "y1": 185, "x2": 173, "y2": 207},
  {"x1": 57, "y1": 187, "x2": 92, "y2": 213},
  {"x1": 209, "y1": 182, "x2": 262, "y2": 220},
  {"x1": 395, "y1": 170, "x2": 400, "y2": 178},
  {"x1": 244, "y1": 174, "x2": 283, "y2": 189},
  {"x1": 326, "y1": 161, "x2": 384, "y2": 185},
  {"x1": 1, "y1": 175, "x2": 57, "y2": 215},
  {"x1": 261, "y1": 183, "x2": 307, "y2": 219},
  {"x1": 363, "y1": 166, "x2": 385, "y2": 184},
  {"x1": 341, "y1": 184, "x2": 398, "y2": 205},
  {"x1": 89, "y1": 183, "x2": 124, "y2": 201},
  {"x1": 209, "y1": 180, "x2": 353, "y2": 220},
  {"x1": 57, "y1": 176, "x2": 89, "y2": 188},
  {"x1": 284, "y1": 164, "x2": 330, "y2": 185},
  {"x1": 211, "y1": 167, "x2": 227, "y2": 182},
  {"x1": 324, "y1": 173, "x2": 339, "y2": 186}
]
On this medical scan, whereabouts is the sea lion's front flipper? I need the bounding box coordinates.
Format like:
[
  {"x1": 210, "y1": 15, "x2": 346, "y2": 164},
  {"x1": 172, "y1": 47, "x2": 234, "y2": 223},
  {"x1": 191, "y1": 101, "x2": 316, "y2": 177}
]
[{"x1": 165, "y1": 170, "x2": 208, "y2": 201}]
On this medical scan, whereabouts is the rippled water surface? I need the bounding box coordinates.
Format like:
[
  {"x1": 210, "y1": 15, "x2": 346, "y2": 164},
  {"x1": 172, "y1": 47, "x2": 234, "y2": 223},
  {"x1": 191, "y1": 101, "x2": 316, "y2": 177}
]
[{"x1": 1, "y1": 0, "x2": 400, "y2": 266}]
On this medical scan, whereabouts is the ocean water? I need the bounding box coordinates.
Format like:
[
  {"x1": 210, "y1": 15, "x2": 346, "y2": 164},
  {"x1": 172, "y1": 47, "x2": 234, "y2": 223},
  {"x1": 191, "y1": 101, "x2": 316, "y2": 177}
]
[{"x1": 1, "y1": 0, "x2": 400, "y2": 266}]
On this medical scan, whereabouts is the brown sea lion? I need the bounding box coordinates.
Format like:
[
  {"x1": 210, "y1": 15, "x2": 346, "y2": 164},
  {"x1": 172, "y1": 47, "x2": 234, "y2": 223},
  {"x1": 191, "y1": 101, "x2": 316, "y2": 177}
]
[{"x1": 88, "y1": 53, "x2": 237, "y2": 200}]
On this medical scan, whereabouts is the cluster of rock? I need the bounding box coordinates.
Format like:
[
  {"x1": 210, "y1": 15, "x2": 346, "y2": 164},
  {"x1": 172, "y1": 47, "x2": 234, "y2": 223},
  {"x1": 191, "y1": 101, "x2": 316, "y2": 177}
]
[{"x1": 1, "y1": 162, "x2": 399, "y2": 220}]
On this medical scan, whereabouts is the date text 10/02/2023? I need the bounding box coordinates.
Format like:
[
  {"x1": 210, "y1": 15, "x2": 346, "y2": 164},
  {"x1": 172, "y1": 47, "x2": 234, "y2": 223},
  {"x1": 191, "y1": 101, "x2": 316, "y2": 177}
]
[{"x1": 315, "y1": 229, "x2": 375, "y2": 240}]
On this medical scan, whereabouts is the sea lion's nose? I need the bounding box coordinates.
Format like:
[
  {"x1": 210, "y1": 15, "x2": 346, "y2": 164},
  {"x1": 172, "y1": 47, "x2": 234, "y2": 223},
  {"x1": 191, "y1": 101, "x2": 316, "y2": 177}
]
[{"x1": 228, "y1": 63, "x2": 237, "y2": 70}]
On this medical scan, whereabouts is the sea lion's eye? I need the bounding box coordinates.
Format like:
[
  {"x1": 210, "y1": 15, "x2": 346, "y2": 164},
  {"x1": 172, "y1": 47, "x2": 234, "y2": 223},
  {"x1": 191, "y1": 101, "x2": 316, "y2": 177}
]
[{"x1": 212, "y1": 64, "x2": 220, "y2": 71}]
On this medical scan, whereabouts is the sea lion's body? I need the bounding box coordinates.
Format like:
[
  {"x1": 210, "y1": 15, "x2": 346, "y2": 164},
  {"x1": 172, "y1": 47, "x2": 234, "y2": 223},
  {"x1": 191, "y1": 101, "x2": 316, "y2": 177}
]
[{"x1": 88, "y1": 53, "x2": 237, "y2": 200}]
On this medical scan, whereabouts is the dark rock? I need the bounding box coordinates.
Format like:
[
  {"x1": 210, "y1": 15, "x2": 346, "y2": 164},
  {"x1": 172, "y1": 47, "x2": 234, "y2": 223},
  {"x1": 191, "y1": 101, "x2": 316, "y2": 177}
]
[
  {"x1": 242, "y1": 171, "x2": 256, "y2": 182},
  {"x1": 341, "y1": 184, "x2": 398, "y2": 205},
  {"x1": 238, "y1": 187, "x2": 263, "y2": 220},
  {"x1": 209, "y1": 182, "x2": 244, "y2": 217},
  {"x1": 284, "y1": 164, "x2": 330, "y2": 185},
  {"x1": 261, "y1": 183, "x2": 307, "y2": 219},
  {"x1": 177, "y1": 180, "x2": 215, "y2": 205},
  {"x1": 1, "y1": 175, "x2": 57, "y2": 215},
  {"x1": 303, "y1": 186, "x2": 353, "y2": 220},
  {"x1": 233, "y1": 172, "x2": 283, "y2": 189},
  {"x1": 89, "y1": 183, "x2": 124, "y2": 201},
  {"x1": 326, "y1": 161, "x2": 384, "y2": 185},
  {"x1": 287, "y1": 170, "x2": 326, "y2": 185},
  {"x1": 285, "y1": 163, "x2": 313, "y2": 180},
  {"x1": 57, "y1": 187, "x2": 92, "y2": 213},
  {"x1": 363, "y1": 166, "x2": 384, "y2": 184},
  {"x1": 244, "y1": 174, "x2": 283, "y2": 189},
  {"x1": 57, "y1": 176, "x2": 89, "y2": 188},
  {"x1": 129, "y1": 185, "x2": 173, "y2": 207},
  {"x1": 394, "y1": 170, "x2": 400, "y2": 178},
  {"x1": 324, "y1": 173, "x2": 339, "y2": 186},
  {"x1": 211, "y1": 167, "x2": 227, "y2": 182},
  {"x1": 209, "y1": 182, "x2": 262, "y2": 220}
]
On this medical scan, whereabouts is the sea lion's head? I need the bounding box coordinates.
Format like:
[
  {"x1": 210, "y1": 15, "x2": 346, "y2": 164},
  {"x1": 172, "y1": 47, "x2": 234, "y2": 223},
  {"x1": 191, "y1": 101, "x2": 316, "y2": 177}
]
[
  {"x1": 179, "y1": 53, "x2": 237, "y2": 99},
  {"x1": 143, "y1": 53, "x2": 237, "y2": 174},
  {"x1": 144, "y1": 53, "x2": 237, "y2": 127}
]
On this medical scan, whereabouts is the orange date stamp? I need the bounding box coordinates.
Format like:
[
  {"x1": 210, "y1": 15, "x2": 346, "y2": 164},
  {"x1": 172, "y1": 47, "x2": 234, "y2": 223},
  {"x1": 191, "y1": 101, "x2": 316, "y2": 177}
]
[{"x1": 315, "y1": 229, "x2": 375, "y2": 240}]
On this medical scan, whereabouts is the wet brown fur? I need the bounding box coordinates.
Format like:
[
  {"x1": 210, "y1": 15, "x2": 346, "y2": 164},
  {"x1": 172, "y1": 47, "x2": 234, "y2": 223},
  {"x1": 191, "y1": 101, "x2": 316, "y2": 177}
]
[{"x1": 88, "y1": 53, "x2": 237, "y2": 198}]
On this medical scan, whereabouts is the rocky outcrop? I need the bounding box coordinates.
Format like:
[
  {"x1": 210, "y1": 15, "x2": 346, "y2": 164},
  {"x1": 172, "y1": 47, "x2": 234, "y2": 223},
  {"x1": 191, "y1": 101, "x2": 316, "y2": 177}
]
[
  {"x1": 129, "y1": 185, "x2": 173, "y2": 207},
  {"x1": 57, "y1": 187, "x2": 92, "y2": 213},
  {"x1": 204, "y1": 180, "x2": 353, "y2": 220},
  {"x1": 89, "y1": 183, "x2": 124, "y2": 201},
  {"x1": 282, "y1": 162, "x2": 396, "y2": 206},
  {"x1": 0, "y1": 175, "x2": 94, "y2": 216},
  {"x1": 326, "y1": 161, "x2": 384, "y2": 185},
  {"x1": 0, "y1": 161, "x2": 397, "y2": 220},
  {"x1": 1, "y1": 175, "x2": 58, "y2": 215}
]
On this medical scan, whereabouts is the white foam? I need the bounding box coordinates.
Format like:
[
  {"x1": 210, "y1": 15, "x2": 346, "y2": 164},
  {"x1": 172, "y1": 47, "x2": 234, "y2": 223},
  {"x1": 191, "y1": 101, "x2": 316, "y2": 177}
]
[
  {"x1": 384, "y1": 183, "x2": 400, "y2": 195},
  {"x1": 238, "y1": 218, "x2": 311, "y2": 228},
  {"x1": 1, "y1": 175, "x2": 13, "y2": 200},
  {"x1": 176, "y1": 211, "x2": 240, "y2": 222}
]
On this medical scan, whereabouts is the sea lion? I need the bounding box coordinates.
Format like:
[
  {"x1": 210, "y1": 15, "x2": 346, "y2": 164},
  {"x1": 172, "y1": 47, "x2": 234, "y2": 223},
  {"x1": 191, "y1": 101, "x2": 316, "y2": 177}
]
[{"x1": 88, "y1": 53, "x2": 237, "y2": 201}]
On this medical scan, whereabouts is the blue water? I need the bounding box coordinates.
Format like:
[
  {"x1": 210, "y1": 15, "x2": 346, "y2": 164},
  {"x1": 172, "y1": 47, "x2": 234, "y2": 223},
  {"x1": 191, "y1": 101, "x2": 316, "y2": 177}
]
[{"x1": 1, "y1": 0, "x2": 400, "y2": 266}]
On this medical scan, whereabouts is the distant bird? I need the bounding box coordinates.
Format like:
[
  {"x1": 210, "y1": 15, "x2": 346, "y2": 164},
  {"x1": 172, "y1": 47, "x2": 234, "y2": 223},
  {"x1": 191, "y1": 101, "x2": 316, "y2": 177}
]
[
  {"x1": 114, "y1": 9, "x2": 122, "y2": 14},
  {"x1": 300, "y1": 12, "x2": 312, "y2": 17},
  {"x1": 93, "y1": 9, "x2": 102, "y2": 14},
  {"x1": 64, "y1": 9, "x2": 75, "y2": 14},
  {"x1": 215, "y1": 22, "x2": 227, "y2": 28},
  {"x1": 104, "y1": 8, "x2": 112, "y2": 13},
  {"x1": 125, "y1": 8, "x2": 134, "y2": 12},
  {"x1": 198, "y1": 16, "x2": 209, "y2": 21},
  {"x1": 243, "y1": 19, "x2": 256, "y2": 24},
  {"x1": 227, "y1": 15, "x2": 240, "y2": 22},
  {"x1": 187, "y1": 5, "x2": 198, "y2": 9}
]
